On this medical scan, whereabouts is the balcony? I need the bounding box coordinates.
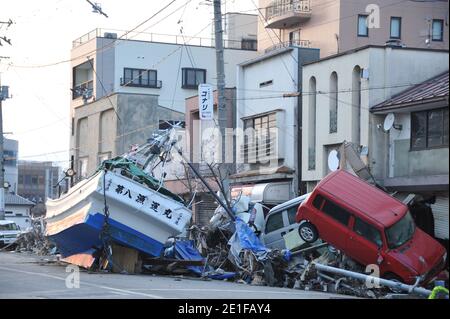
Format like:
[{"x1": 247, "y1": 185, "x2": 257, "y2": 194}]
[
  {"x1": 265, "y1": 0, "x2": 312, "y2": 29},
  {"x1": 264, "y1": 39, "x2": 311, "y2": 54},
  {"x1": 120, "y1": 78, "x2": 162, "y2": 89},
  {"x1": 72, "y1": 80, "x2": 93, "y2": 100}
]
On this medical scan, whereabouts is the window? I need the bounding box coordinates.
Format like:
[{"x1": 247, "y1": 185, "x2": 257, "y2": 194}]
[
  {"x1": 312, "y1": 194, "x2": 324, "y2": 210},
  {"x1": 243, "y1": 113, "x2": 277, "y2": 163},
  {"x1": 308, "y1": 76, "x2": 317, "y2": 170},
  {"x1": 122, "y1": 68, "x2": 160, "y2": 88},
  {"x1": 289, "y1": 29, "x2": 301, "y2": 45},
  {"x1": 357, "y1": 15, "x2": 369, "y2": 37},
  {"x1": 432, "y1": 19, "x2": 444, "y2": 41},
  {"x1": 411, "y1": 108, "x2": 449, "y2": 150},
  {"x1": 241, "y1": 39, "x2": 257, "y2": 51},
  {"x1": 72, "y1": 60, "x2": 93, "y2": 100},
  {"x1": 390, "y1": 17, "x2": 401, "y2": 39},
  {"x1": 321, "y1": 198, "x2": 351, "y2": 226},
  {"x1": 182, "y1": 68, "x2": 206, "y2": 89},
  {"x1": 287, "y1": 207, "x2": 298, "y2": 225},
  {"x1": 354, "y1": 217, "x2": 383, "y2": 247},
  {"x1": 265, "y1": 212, "x2": 284, "y2": 234},
  {"x1": 329, "y1": 72, "x2": 338, "y2": 133}
]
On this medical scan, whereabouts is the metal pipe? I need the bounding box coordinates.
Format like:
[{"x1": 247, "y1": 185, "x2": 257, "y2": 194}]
[{"x1": 313, "y1": 262, "x2": 432, "y2": 297}]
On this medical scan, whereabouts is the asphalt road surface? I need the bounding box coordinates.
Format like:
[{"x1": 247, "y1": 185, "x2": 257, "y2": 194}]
[{"x1": 0, "y1": 251, "x2": 352, "y2": 299}]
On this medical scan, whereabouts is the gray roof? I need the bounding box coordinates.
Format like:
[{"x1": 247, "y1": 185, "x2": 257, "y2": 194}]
[
  {"x1": 372, "y1": 71, "x2": 449, "y2": 112},
  {"x1": 5, "y1": 193, "x2": 35, "y2": 206}
]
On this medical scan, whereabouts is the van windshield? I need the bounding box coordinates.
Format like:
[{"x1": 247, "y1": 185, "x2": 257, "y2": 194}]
[
  {"x1": 0, "y1": 223, "x2": 19, "y2": 231},
  {"x1": 385, "y1": 211, "x2": 415, "y2": 249}
]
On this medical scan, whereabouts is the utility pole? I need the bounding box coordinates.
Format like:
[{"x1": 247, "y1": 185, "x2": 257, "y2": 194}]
[
  {"x1": 213, "y1": 0, "x2": 230, "y2": 199},
  {"x1": 0, "y1": 79, "x2": 10, "y2": 221}
]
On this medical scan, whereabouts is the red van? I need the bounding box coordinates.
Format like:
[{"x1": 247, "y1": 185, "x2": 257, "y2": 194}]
[{"x1": 296, "y1": 170, "x2": 447, "y2": 285}]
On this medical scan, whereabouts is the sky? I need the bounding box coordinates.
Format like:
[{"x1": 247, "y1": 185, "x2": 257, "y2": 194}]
[{"x1": 0, "y1": 0, "x2": 256, "y2": 169}]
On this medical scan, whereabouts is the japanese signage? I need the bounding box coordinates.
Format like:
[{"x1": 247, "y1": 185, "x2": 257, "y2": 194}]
[
  {"x1": 105, "y1": 179, "x2": 185, "y2": 227},
  {"x1": 198, "y1": 83, "x2": 214, "y2": 120}
]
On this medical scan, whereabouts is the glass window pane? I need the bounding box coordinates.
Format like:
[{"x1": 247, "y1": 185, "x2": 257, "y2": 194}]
[
  {"x1": 432, "y1": 20, "x2": 443, "y2": 41},
  {"x1": 132, "y1": 69, "x2": 140, "y2": 85},
  {"x1": 354, "y1": 218, "x2": 383, "y2": 247},
  {"x1": 124, "y1": 69, "x2": 132, "y2": 82},
  {"x1": 196, "y1": 70, "x2": 205, "y2": 85},
  {"x1": 287, "y1": 207, "x2": 298, "y2": 225},
  {"x1": 358, "y1": 15, "x2": 368, "y2": 36},
  {"x1": 428, "y1": 109, "x2": 443, "y2": 147},
  {"x1": 141, "y1": 70, "x2": 149, "y2": 86},
  {"x1": 149, "y1": 70, "x2": 157, "y2": 84},
  {"x1": 187, "y1": 70, "x2": 196, "y2": 86},
  {"x1": 390, "y1": 18, "x2": 401, "y2": 38},
  {"x1": 322, "y1": 199, "x2": 350, "y2": 226},
  {"x1": 265, "y1": 212, "x2": 284, "y2": 233},
  {"x1": 411, "y1": 112, "x2": 427, "y2": 149},
  {"x1": 312, "y1": 194, "x2": 323, "y2": 210}
]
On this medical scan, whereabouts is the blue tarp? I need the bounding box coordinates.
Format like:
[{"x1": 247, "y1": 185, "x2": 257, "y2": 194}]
[
  {"x1": 172, "y1": 240, "x2": 237, "y2": 280},
  {"x1": 228, "y1": 218, "x2": 269, "y2": 264}
]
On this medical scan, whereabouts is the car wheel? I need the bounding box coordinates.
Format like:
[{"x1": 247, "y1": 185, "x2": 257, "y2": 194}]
[{"x1": 298, "y1": 222, "x2": 318, "y2": 243}]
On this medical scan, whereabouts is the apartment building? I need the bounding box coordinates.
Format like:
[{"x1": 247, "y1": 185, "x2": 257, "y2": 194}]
[
  {"x1": 17, "y1": 161, "x2": 61, "y2": 203},
  {"x1": 69, "y1": 13, "x2": 258, "y2": 179},
  {"x1": 258, "y1": 0, "x2": 448, "y2": 57}
]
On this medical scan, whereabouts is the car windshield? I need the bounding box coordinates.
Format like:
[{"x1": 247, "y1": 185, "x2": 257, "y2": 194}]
[
  {"x1": 0, "y1": 223, "x2": 19, "y2": 231},
  {"x1": 385, "y1": 211, "x2": 416, "y2": 249}
]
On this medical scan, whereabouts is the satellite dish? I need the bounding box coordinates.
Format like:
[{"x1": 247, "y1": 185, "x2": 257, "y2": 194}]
[
  {"x1": 328, "y1": 150, "x2": 340, "y2": 172},
  {"x1": 383, "y1": 113, "x2": 395, "y2": 131}
]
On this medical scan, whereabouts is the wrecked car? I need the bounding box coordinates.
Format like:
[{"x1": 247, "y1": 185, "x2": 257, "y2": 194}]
[
  {"x1": 296, "y1": 170, "x2": 447, "y2": 285},
  {"x1": 261, "y1": 194, "x2": 310, "y2": 250}
]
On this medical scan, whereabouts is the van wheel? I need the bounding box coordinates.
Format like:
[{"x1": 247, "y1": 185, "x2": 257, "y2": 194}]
[{"x1": 299, "y1": 222, "x2": 318, "y2": 243}]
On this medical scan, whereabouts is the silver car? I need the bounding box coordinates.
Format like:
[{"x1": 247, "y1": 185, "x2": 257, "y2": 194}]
[{"x1": 260, "y1": 194, "x2": 310, "y2": 250}]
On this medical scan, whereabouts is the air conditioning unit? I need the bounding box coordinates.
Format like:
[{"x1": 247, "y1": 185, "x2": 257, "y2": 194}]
[{"x1": 104, "y1": 32, "x2": 118, "y2": 39}]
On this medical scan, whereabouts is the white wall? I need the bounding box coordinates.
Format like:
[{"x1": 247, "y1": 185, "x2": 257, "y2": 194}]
[
  {"x1": 113, "y1": 40, "x2": 258, "y2": 113},
  {"x1": 236, "y1": 49, "x2": 299, "y2": 171},
  {"x1": 302, "y1": 47, "x2": 449, "y2": 183},
  {"x1": 4, "y1": 205, "x2": 32, "y2": 230}
]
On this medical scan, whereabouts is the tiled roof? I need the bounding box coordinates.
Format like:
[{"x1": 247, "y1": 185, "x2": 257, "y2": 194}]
[
  {"x1": 372, "y1": 71, "x2": 449, "y2": 111},
  {"x1": 5, "y1": 193, "x2": 35, "y2": 206}
]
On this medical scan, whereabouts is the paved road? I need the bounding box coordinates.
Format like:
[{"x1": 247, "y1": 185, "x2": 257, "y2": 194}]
[{"x1": 0, "y1": 251, "x2": 351, "y2": 299}]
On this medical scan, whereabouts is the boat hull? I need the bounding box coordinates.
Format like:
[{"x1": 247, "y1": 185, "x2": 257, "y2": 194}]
[{"x1": 45, "y1": 170, "x2": 192, "y2": 258}]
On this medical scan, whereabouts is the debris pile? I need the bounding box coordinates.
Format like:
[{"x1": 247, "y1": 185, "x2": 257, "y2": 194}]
[{"x1": 14, "y1": 218, "x2": 56, "y2": 255}]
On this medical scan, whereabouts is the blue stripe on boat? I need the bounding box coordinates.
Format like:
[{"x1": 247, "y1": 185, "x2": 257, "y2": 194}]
[{"x1": 47, "y1": 213, "x2": 164, "y2": 258}]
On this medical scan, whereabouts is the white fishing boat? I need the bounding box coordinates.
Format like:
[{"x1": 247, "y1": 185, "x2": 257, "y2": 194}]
[{"x1": 45, "y1": 128, "x2": 192, "y2": 259}]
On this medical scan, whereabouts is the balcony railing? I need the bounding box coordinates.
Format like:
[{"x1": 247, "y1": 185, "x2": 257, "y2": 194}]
[
  {"x1": 265, "y1": 0, "x2": 312, "y2": 29},
  {"x1": 72, "y1": 28, "x2": 257, "y2": 51},
  {"x1": 264, "y1": 39, "x2": 311, "y2": 54},
  {"x1": 120, "y1": 78, "x2": 162, "y2": 89},
  {"x1": 72, "y1": 80, "x2": 93, "y2": 100}
]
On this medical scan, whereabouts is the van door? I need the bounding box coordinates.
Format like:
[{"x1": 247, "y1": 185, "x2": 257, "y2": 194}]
[
  {"x1": 312, "y1": 195, "x2": 351, "y2": 251},
  {"x1": 262, "y1": 210, "x2": 289, "y2": 249},
  {"x1": 346, "y1": 217, "x2": 383, "y2": 266}
]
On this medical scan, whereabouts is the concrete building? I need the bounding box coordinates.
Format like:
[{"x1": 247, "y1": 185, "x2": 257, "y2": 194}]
[
  {"x1": 371, "y1": 71, "x2": 449, "y2": 241},
  {"x1": 17, "y1": 161, "x2": 61, "y2": 203},
  {"x1": 232, "y1": 47, "x2": 320, "y2": 207},
  {"x1": 4, "y1": 193, "x2": 34, "y2": 230},
  {"x1": 223, "y1": 12, "x2": 258, "y2": 50},
  {"x1": 4, "y1": 138, "x2": 18, "y2": 194},
  {"x1": 301, "y1": 46, "x2": 449, "y2": 192},
  {"x1": 166, "y1": 88, "x2": 237, "y2": 225},
  {"x1": 258, "y1": 0, "x2": 449, "y2": 57},
  {"x1": 69, "y1": 20, "x2": 258, "y2": 179}
]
